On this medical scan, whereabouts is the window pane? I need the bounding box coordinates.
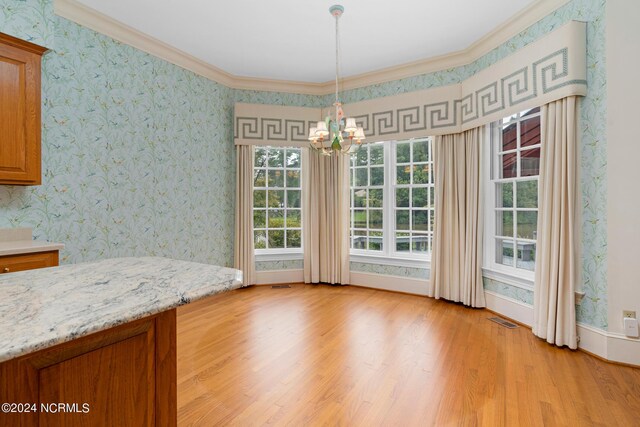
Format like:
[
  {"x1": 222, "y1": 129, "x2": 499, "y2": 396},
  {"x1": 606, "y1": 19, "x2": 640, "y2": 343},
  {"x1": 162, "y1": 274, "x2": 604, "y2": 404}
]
[
  {"x1": 502, "y1": 123, "x2": 517, "y2": 151},
  {"x1": 268, "y1": 149, "x2": 284, "y2": 167},
  {"x1": 521, "y1": 116, "x2": 540, "y2": 147},
  {"x1": 267, "y1": 209, "x2": 284, "y2": 228},
  {"x1": 369, "y1": 231, "x2": 383, "y2": 251},
  {"x1": 369, "y1": 189, "x2": 383, "y2": 208},
  {"x1": 396, "y1": 210, "x2": 410, "y2": 230},
  {"x1": 516, "y1": 211, "x2": 537, "y2": 239},
  {"x1": 268, "y1": 190, "x2": 284, "y2": 208},
  {"x1": 254, "y1": 230, "x2": 266, "y2": 249},
  {"x1": 370, "y1": 166, "x2": 384, "y2": 186},
  {"x1": 353, "y1": 230, "x2": 366, "y2": 249},
  {"x1": 356, "y1": 148, "x2": 368, "y2": 166},
  {"x1": 397, "y1": 165, "x2": 411, "y2": 184},
  {"x1": 287, "y1": 190, "x2": 300, "y2": 208},
  {"x1": 413, "y1": 164, "x2": 430, "y2": 184},
  {"x1": 517, "y1": 242, "x2": 536, "y2": 271},
  {"x1": 413, "y1": 140, "x2": 430, "y2": 162},
  {"x1": 254, "y1": 210, "x2": 266, "y2": 228},
  {"x1": 286, "y1": 149, "x2": 301, "y2": 167},
  {"x1": 499, "y1": 153, "x2": 517, "y2": 178},
  {"x1": 521, "y1": 148, "x2": 540, "y2": 177},
  {"x1": 429, "y1": 210, "x2": 435, "y2": 230},
  {"x1": 268, "y1": 230, "x2": 284, "y2": 248},
  {"x1": 369, "y1": 209, "x2": 383, "y2": 230},
  {"x1": 396, "y1": 143, "x2": 410, "y2": 163},
  {"x1": 496, "y1": 239, "x2": 514, "y2": 267},
  {"x1": 516, "y1": 180, "x2": 537, "y2": 208},
  {"x1": 254, "y1": 148, "x2": 267, "y2": 168},
  {"x1": 496, "y1": 211, "x2": 514, "y2": 237},
  {"x1": 268, "y1": 169, "x2": 284, "y2": 187},
  {"x1": 370, "y1": 145, "x2": 384, "y2": 165},
  {"x1": 286, "y1": 170, "x2": 300, "y2": 187},
  {"x1": 356, "y1": 168, "x2": 368, "y2": 186},
  {"x1": 396, "y1": 188, "x2": 409, "y2": 207},
  {"x1": 496, "y1": 182, "x2": 513, "y2": 208},
  {"x1": 286, "y1": 230, "x2": 301, "y2": 248},
  {"x1": 521, "y1": 107, "x2": 540, "y2": 118},
  {"x1": 412, "y1": 233, "x2": 429, "y2": 253},
  {"x1": 412, "y1": 187, "x2": 428, "y2": 207},
  {"x1": 286, "y1": 210, "x2": 301, "y2": 227},
  {"x1": 353, "y1": 189, "x2": 366, "y2": 208},
  {"x1": 396, "y1": 232, "x2": 410, "y2": 252},
  {"x1": 354, "y1": 210, "x2": 367, "y2": 228},
  {"x1": 412, "y1": 210, "x2": 428, "y2": 231},
  {"x1": 253, "y1": 190, "x2": 266, "y2": 208},
  {"x1": 254, "y1": 169, "x2": 266, "y2": 187}
]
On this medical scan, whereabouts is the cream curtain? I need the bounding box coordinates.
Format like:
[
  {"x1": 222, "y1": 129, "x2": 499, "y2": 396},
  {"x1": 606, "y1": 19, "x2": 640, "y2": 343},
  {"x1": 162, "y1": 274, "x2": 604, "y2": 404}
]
[
  {"x1": 233, "y1": 145, "x2": 256, "y2": 287},
  {"x1": 431, "y1": 127, "x2": 485, "y2": 307},
  {"x1": 533, "y1": 96, "x2": 579, "y2": 349},
  {"x1": 302, "y1": 148, "x2": 350, "y2": 285}
]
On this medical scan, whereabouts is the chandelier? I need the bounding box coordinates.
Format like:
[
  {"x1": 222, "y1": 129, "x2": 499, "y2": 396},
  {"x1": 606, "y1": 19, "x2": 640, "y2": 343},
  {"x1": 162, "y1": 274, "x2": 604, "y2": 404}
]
[{"x1": 308, "y1": 5, "x2": 366, "y2": 155}]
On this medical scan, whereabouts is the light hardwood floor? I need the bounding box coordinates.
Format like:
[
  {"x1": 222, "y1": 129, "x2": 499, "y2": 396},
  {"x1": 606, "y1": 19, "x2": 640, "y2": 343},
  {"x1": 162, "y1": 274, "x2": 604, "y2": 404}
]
[{"x1": 177, "y1": 284, "x2": 640, "y2": 426}]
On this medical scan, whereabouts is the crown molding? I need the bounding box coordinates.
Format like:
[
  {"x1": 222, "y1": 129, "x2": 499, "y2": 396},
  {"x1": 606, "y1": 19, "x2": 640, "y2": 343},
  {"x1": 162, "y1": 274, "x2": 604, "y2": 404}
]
[{"x1": 54, "y1": 0, "x2": 569, "y2": 96}]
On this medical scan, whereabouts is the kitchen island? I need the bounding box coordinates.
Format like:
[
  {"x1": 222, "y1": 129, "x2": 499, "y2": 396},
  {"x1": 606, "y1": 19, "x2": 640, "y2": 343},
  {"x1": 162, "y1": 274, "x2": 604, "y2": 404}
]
[{"x1": 0, "y1": 257, "x2": 242, "y2": 426}]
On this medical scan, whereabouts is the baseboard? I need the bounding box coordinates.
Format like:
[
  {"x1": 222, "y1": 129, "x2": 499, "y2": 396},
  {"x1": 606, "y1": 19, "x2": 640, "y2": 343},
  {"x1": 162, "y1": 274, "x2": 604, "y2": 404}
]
[
  {"x1": 484, "y1": 290, "x2": 640, "y2": 366},
  {"x1": 255, "y1": 269, "x2": 303, "y2": 285},
  {"x1": 349, "y1": 271, "x2": 429, "y2": 296},
  {"x1": 484, "y1": 290, "x2": 534, "y2": 326}
]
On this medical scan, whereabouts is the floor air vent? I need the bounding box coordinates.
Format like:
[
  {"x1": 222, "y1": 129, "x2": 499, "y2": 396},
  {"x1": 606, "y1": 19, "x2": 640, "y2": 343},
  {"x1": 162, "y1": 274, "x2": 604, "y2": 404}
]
[
  {"x1": 272, "y1": 285, "x2": 291, "y2": 289},
  {"x1": 488, "y1": 317, "x2": 518, "y2": 329}
]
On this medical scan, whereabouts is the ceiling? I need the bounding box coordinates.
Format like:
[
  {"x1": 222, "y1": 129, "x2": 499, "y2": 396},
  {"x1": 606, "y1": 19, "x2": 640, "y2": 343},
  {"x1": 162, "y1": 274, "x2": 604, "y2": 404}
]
[{"x1": 74, "y1": 0, "x2": 537, "y2": 83}]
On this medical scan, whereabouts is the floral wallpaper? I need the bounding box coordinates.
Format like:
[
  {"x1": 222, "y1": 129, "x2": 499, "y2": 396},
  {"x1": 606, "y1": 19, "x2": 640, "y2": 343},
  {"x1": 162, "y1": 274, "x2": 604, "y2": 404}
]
[
  {"x1": 255, "y1": 259, "x2": 303, "y2": 271},
  {"x1": 0, "y1": 3, "x2": 236, "y2": 267},
  {"x1": 0, "y1": 0, "x2": 54, "y2": 47},
  {"x1": 483, "y1": 278, "x2": 534, "y2": 306},
  {"x1": 350, "y1": 262, "x2": 429, "y2": 280}
]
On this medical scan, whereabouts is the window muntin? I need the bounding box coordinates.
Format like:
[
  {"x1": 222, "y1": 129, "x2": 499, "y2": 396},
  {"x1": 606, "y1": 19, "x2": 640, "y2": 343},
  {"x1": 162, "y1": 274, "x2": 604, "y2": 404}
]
[
  {"x1": 350, "y1": 143, "x2": 385, "y2": 252},
  {"x1": 492, "y1": 108, "x2": 540, "y2": 272},
  {"x1": 393, "y1": 138, "x2": 434, "y2": 255},
  {"x1": 253, "y1": 147, "x2": 301, "y2": 251}
]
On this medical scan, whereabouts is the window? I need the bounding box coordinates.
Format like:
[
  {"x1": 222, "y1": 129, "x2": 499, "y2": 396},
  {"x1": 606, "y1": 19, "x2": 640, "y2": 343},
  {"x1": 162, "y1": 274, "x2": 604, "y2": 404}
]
[
  {"x1": 350, "y1": 143, "x2": 385, "y2": 251},
  {"x1": 393, "y1": 138, "x2": 435, "y2": 255},
  {"x1": 349, "y1": 137, "x2": 434, "y2": 262},
  {"x1": 489, "y1": 108, "x2": 540, "y2": 274},
  {"x1": 253, "y1": 147, "x2": 302, "y2": 252}
]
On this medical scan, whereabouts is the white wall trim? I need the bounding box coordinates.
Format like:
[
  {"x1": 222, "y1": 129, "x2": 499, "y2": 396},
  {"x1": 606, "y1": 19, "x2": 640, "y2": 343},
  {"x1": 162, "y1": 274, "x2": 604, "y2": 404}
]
[
  {"x1": 254, "y1": 269, "x2": 303, "y2": 285},
  {"x1": 54, "y1": 0, "x2": 569, "y2": 95},
  {"x1": 485, "y1": 290, "x2": 640, "y2": 366},
  {"x1": 349, "y1": 271, "x2": 429, "y2": 296},
  {"x1": 482, "y1": 268, "x2": 534, "y2": 290},
  {"x1": 484, "y1": 290, "x2": 534, "y2": 326}
]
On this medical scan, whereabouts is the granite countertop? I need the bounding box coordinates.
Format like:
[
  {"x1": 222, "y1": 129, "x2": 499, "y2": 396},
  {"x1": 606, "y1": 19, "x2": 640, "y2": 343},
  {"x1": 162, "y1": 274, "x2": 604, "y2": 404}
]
[
  {"x1": 0, "y1": 240, "x2": 65, "y2": 256},
  {"x1": 0, "y1": 257, "x2": 243, "y2": 363}
]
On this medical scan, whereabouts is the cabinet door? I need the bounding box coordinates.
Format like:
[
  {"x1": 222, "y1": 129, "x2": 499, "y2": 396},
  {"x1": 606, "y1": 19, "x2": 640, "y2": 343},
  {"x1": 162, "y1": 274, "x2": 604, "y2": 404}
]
[{"x1": 0, "y1": 33, "x2": 46, "y2": 185}]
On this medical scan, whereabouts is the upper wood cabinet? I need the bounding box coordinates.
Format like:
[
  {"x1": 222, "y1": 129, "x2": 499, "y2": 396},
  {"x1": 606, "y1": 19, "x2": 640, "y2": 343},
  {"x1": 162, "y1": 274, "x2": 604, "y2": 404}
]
[{"x1": 0, "y1": 32, "x2": 47, "y2": 186}]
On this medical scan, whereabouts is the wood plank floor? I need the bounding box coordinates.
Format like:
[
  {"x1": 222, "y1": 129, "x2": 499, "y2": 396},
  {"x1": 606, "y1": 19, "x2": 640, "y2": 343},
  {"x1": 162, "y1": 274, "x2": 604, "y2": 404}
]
[{"x1": 176, "y1": 284, "x2": 640, "y2": 426}]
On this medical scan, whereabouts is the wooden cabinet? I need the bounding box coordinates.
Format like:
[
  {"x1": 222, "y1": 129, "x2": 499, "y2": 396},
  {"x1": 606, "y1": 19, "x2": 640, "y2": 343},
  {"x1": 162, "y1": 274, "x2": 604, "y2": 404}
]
[
  {"x1": 0, "y1": 309, "x2": 177, "y2": 426},
  {"x1": 0, "y1": 251, "x2": 58, "y2": 274},
  {"x1": 0, "y1": 32, "x2": 47, "y2": 185}
]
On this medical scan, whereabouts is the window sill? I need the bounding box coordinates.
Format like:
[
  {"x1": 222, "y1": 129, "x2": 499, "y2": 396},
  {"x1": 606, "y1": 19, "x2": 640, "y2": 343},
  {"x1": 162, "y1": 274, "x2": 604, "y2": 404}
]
[
  {"x1": 482, "y1": 267, "x2": 533, "y2": 290},
  {"x1": 255, "y1": 251, "x2": 303, "y2": 262},
  {"x1": 350, "y1": 253, "x2": 430, "y2": 269}
]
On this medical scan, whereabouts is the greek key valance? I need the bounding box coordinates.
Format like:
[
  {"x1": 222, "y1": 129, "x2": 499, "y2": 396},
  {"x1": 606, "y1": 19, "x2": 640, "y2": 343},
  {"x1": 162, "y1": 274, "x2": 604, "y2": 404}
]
[{"x1": 235, "y1": 21, "x2": 586, "y2": 145}]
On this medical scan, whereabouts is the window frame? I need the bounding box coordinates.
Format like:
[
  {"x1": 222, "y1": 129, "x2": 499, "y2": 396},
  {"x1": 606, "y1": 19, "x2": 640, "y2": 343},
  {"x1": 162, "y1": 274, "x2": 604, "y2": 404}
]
[
  {"x1": 253, "y1": 146, "x2": 303, "y2": 257},
  {"x1": 349, "y1": 138, "x2": 434, "y2": 267},
  {"x1": 483, "y1": 109, "x2": 541, "y2": 286}
]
